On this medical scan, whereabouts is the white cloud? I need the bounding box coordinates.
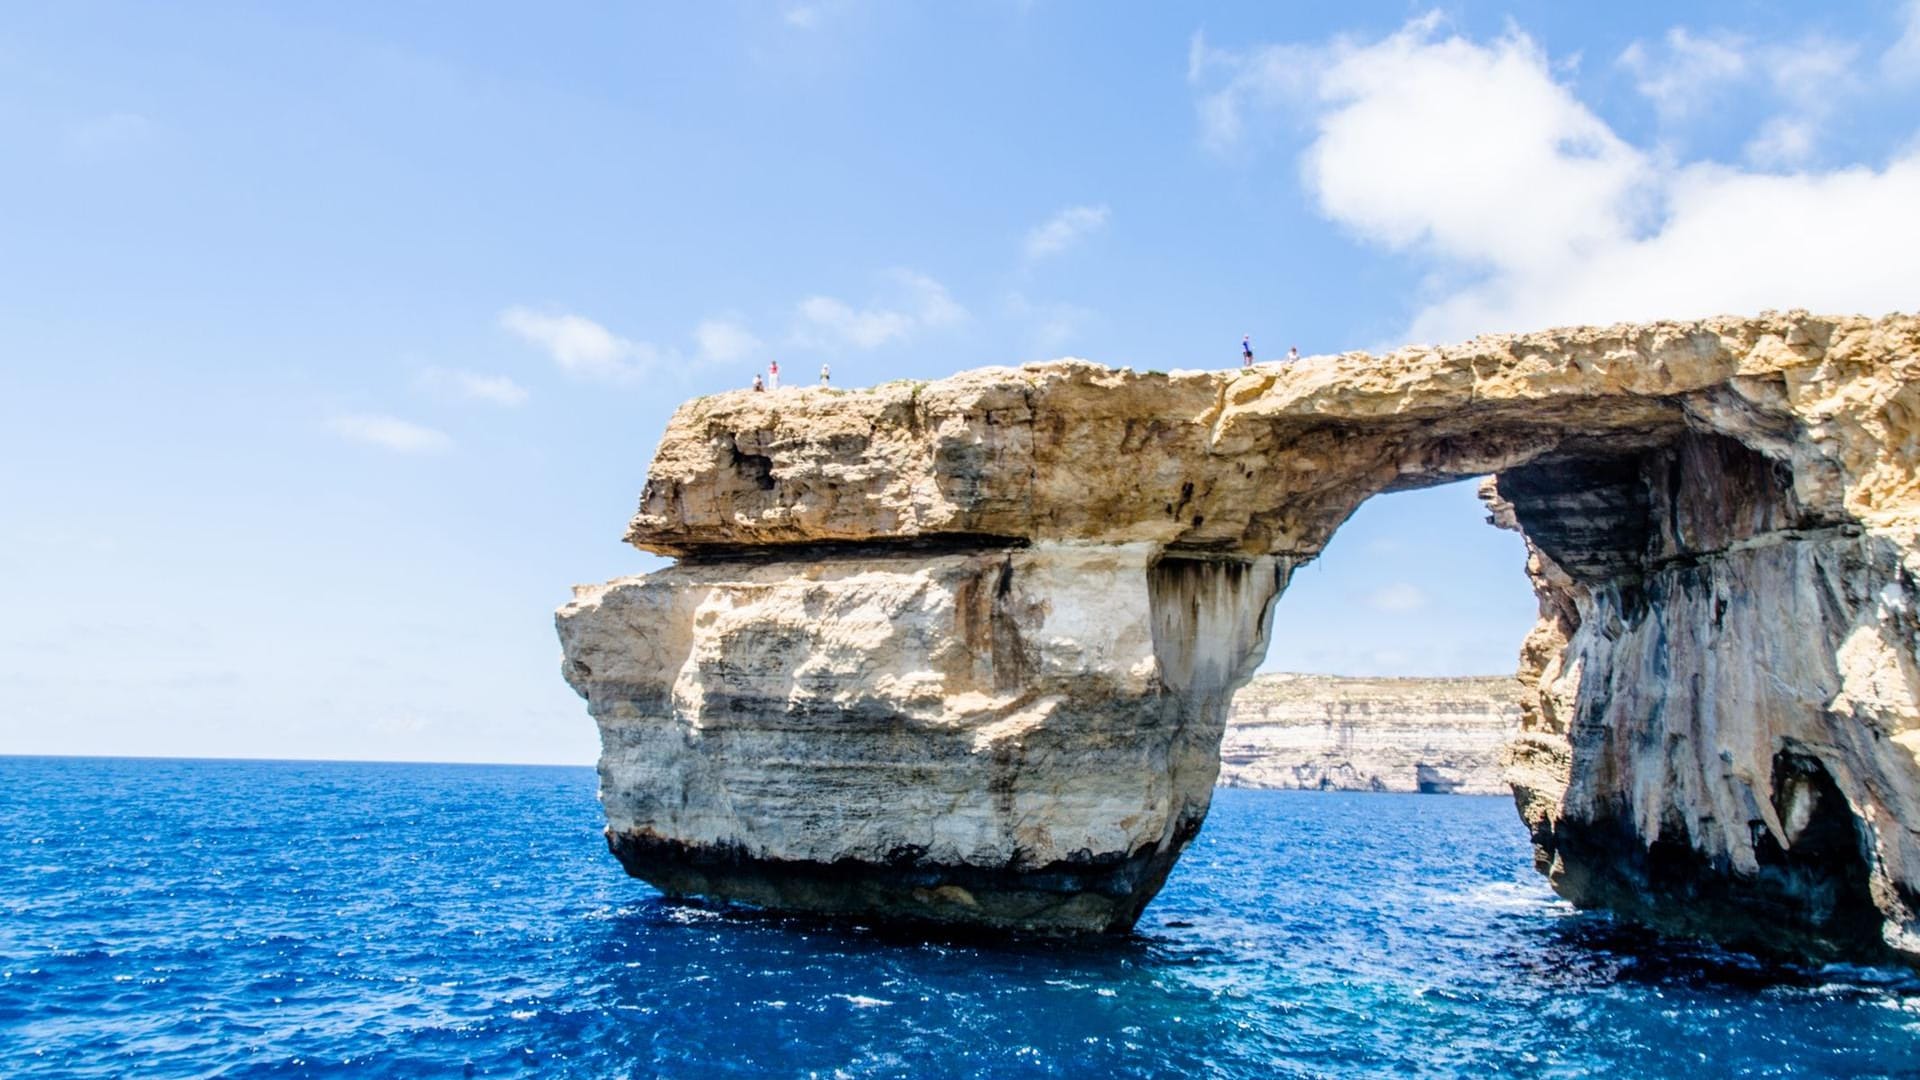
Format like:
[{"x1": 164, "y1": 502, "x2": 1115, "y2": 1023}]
[
  {"x1": 792, "y1": 269, "x2": 966, "y2": 350},
  {"x1": 328, "y1": 414, "x2": 451, "y2": 454},
  {"x1": 1409, "y1": 155, "x2": 1920, "y2": 341},
  {"x1": 418, "y1": 367, "x2": 528, "y2": 406},
  {"x1": 1301, "y1": 20, "x2": 1648, "y2": 275},
  {"x1": 1024, "y1": 204, "x2": 1111, "y2": 260},
  {"x1": 1192, "y1": 16, "x2": 1920, "y2": 344},
  {"x1": 498, "y1": 307, "x2": 660, "y2": 382},
  {"x1": 1365, "y1": 582, "x2": 1428, "y2": 612},
  {"x1": 693, "y1": 319, "x2": 763, "y2": 365}
]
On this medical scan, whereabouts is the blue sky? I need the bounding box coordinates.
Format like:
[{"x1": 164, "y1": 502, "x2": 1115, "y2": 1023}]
[{"x1": 3, "y1": 2, "x2": 1917, "y2": 763}]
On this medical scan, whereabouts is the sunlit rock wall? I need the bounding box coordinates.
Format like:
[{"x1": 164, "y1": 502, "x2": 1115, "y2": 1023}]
[{"x1": 560, "y1": 544, "x2": 1285, "y2": 932}]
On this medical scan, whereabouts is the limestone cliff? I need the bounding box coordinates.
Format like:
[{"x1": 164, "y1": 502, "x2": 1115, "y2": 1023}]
[
  {"x1": 1220, "y1": 674, "x2": 1521, "y2": 794},
  {"x1": 560, "y1": 310, "x2": 1920, "y2": 964}
]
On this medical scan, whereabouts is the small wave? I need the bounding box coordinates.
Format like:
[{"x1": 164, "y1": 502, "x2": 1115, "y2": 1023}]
[{"x1": 1434, "y1": 881, "x2": 1570, "y2": 913}]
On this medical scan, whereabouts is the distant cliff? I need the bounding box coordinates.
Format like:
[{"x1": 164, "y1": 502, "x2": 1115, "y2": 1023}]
[{"x1": 1220, "y1": 674, "x2": 1522, "y2": 794}]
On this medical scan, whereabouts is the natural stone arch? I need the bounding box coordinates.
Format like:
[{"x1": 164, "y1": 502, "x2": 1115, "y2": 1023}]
[{"x1": 558, "y1": 312, "x2": 1920, "y2": 965}]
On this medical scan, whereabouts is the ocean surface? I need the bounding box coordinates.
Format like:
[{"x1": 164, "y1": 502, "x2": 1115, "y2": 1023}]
[{"x1": 1, "y1": 758, "x2": 1915, "y2": 1078}]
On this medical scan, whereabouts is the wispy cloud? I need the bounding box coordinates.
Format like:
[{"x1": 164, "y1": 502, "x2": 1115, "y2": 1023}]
[
  {"x1": 1024, "y1": 204, "x2": 1110, "y2": 260},
  {"x1": 1006, "y1": 292, "x2": 1097, "y2": 356},
  {"x1": 781, "y1": 0, "x2": 863, "y2": 29},
  {"x1": 1617, "y1": 24, "x2": 1866, "y2": 166},
  {"x1": 1190, "y1": 14, "x2": 1920, "y2": 344},
  {"x1": 693, "y1": 319, "x2": 763, "y2": 365},
  {"x1": 893, "y1": 269, "x2": 966, "y2": 328},
  {"x1": 498, "y1": 307, "x2": 661, "y2": 382},
  {"x1": 796, "y1": 297, "x2": 914, "y2": 348},
  {"x1": 64, "y1": 111, "x2": 157, "y2": 158},
  {"x1": 1617, "y1": 29, "x2": 1748, "y2": 124},
  {"x1": 792, "y1": 269, "x2": 966, "y2": 350},
  {"x1": 1187, "y1": 29, "x2": 1320, "y2": 153},
  {"x1": 1365, "y1": 582, "x2": 1428, "y2": 612},
  {"x1": 328, "y1": 414, "x2": 451, "y2": 454},
  {"x1": 1889, "y1": 0, "x2": 1920, "y2": 80},
  {"x1": 503, "y1": 284, "x2": 953, "y2": 377},
  {"x1": 418, "y1": 367, "x2": 528, "y2": 406}
]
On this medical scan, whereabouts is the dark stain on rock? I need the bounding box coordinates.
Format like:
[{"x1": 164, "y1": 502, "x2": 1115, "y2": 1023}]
[
  {"x1": 605, "y1": 828, "x2": 1183, "y2": 935},
  {"x1": 989, "y1": 556, "x2": 1027, "y2": 693}
]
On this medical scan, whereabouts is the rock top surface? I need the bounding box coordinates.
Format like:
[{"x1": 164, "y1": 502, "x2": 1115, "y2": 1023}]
[{"x1": 631, "y1": 311, "x2": 1920, "y2": 557}]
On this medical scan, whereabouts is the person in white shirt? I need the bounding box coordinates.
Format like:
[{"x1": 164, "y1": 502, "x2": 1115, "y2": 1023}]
[{"x1": 820, "y1": 363, "x2": 831, "y2": 386}]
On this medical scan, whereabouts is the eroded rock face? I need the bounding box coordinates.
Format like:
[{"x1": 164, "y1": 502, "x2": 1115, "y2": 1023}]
[
  {"x1": 561, "y1": 311, "x2": 1920, "y2": 961},
  {"x1": 1495, "y1": 433, "x2": 1920, "y2": 963},
  {"x1": 560, "y1": 544, "x2": 1284, "y2": 931}
]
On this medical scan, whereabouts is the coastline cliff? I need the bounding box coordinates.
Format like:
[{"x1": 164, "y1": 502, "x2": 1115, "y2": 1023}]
[
  {"x1": 1221, "y1": 674, "x2": 1521, "y2": 794},
  {"x1": 560, "y1": 310, "x2": 1920, "y2": 965}
]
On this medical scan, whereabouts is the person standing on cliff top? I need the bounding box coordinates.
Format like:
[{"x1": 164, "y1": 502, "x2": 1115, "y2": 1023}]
[
  {"x1": 820, "y1": 363, "x2": 831, "y2": 386},
  {"x1": 1242, "y1": 335, "x2": 1254, "y2": 367},
  {"x1": 768, "y1": 358, "x2": 780, "y2": 390}
]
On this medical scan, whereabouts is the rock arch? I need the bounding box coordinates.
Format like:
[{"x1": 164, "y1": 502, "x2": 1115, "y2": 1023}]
[{"x1": 558, "y1": 312, "x2": 1920, "y2": 965}]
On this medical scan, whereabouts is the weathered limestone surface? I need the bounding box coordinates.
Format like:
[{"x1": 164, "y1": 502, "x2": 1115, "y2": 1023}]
[
  {"x1": 561, "y1": 544, "x2": 1282, "y2": 931},
  {"x1": 1220, "y1": 674, "x2": 1522, "y2": 794},
  {"x1": 560, "y1": 311, "x2": 1920, "y2": 963}
]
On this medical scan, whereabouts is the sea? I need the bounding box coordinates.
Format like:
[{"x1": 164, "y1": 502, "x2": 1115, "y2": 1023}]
[{"x1": 1, "y1": 757, "x2": 1915, "y2": 1078}]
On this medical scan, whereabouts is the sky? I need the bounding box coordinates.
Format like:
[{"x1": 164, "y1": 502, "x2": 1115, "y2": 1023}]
[{"x1": 2, "y1": 2, "x2": 1917, "y2": 764}]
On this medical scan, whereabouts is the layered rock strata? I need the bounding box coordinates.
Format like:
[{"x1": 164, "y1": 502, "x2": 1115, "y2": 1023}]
[
  {"x1": 559, "y1": 311, "x2": 1920, "y2": 964},
  {"x1": 1220, "y1": 674, "x2": 1522, "y2": 794}
]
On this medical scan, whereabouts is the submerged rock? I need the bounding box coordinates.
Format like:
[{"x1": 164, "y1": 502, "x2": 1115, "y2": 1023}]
[{"x1": 559, "y1": 310, "x2": 1920, "y2": 963}]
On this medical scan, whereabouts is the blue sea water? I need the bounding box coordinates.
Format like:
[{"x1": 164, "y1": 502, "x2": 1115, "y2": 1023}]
[{"x1": 0, "y1": 758, "x2": 1915, "y2": 1078}]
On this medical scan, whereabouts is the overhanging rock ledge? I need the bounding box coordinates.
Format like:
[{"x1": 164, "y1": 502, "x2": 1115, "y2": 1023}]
[{"x1": 559, "y1": 310, "x2": 1920, "y2": 964}]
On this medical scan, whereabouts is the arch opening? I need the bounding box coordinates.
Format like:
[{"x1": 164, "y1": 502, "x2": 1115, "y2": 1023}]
[
  {"x1": 1181, "y1": 427, "x2": 1901, "y2": 964},
  {"x1": 1218, "y1": 478, "x2": 1534, "y2": 796}
]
